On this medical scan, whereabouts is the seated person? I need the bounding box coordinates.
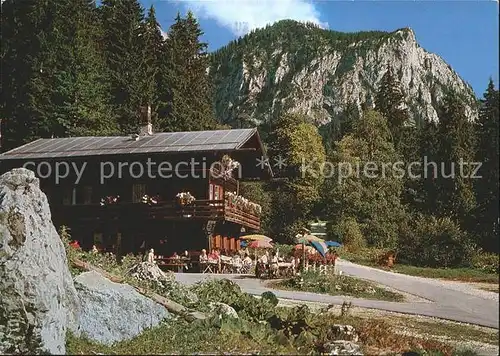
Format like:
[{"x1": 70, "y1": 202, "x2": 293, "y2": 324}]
[
  {"x1": 172, "y1": 252, "x2": 180, "y2": 259},
  {"x1": 208, "y1": 249, "x2": 219, "y2": 260},
  {"x1": 243, "y1": 253, "x2": 252, "y2": 266},
  {"x1": 199, "y1": 249, "x2": 208, "y2": 262},
  {"x1": 232, "y1": 253, "x2": 242, "y2": 263},
  {"x1": 269, "y1": 252, "x2": 279, "y2": 276}
]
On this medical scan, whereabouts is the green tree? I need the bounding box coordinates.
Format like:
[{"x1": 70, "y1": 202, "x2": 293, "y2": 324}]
[
  {"x1": 1, "y1": 0, "x2": 43, "y2": 149},
  {"x1": 100, "y1": 0, "x2": 146, "y2": 134},
  {"x1": 320, "y1": 101, "x2": 359, "y2": 155},
  {"x1": 140, "y1": 5, "x2": 164, "y2": 127},
  {"x1": 375, "y1": 65, "x2": 410, "y2": 150},
  {"x1": 473, "y1": 79, "x2": 499, "y2": 252},
  {"x1": 239, "y1": 182, "x2": 272, "y2": 234},
  {"x1": 158, "y1": 11, "x2": 219, "y2": 131},
  {"x1": 434, "y1": 92, "x2": 476, "y2": 224},
  {"x1": 324, "y1": 109, "x2": 406, "y2": 248},
  {"x1": 414, "y1": 118, "x2": 440, "y2": 215},
  {"x1": 267, "y1": 113, "x2": 326, "y2": 243},
  {"x1": 1, "y1": 0, "x2": 116, "y2": 149}
]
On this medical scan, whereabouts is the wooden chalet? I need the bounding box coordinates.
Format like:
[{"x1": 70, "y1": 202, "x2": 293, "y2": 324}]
[{"x1": 0, "y1": 125, "x2": 273, "y2": 258}]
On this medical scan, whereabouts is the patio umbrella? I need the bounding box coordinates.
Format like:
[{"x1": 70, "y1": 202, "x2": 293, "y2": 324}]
[
  {"x1": 310, "y1": 240, "x2": 328, "y2": 257},
  {"x1": 296, "y1": 234, "x2": 324, "y2": 244},
  {"x1": 293, "y1": 244, "x2": 317, "y2": 254},
  {"x1": 240, "y1": 234, "x2": 272, "y2": 242},
  {"x1": 325, "y1": 241, "x2": 342, "y2": 247},
  {"x1": 248, "y1": 239, "x2": 274, "y2": 249}
]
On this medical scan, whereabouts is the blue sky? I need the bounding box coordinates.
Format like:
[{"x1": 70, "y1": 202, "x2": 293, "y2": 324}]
[{"x1": 141, "y1": 0, "x2": 499, "y2": 97}]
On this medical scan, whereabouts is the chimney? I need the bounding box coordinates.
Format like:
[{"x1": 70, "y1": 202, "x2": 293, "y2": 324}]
[{"x1": 139, "y1": 105, "x2": 153, "y2": 136}]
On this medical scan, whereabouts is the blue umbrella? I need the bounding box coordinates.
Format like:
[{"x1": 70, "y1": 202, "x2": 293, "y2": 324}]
[
  {"x1": 310, "y1": 240, "x2": 328, "y2": 257},
  {"x1": 325, "y1": 241, "x2": 342, "y2": 247}
]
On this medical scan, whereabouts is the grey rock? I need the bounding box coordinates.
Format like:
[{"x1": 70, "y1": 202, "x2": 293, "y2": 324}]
[
  {"x1": 324, "y1": 340, "x2": 363, "y2": 355},
  {"x1": 208, "y1": 302, "x2": 239, "y2": 319},
  {"x1": 74, "y1": 271, "x2": 171, "y2": 345},
  {"x1": 0, "y1": 168, "x2": 80, "y2": 355},
  {"x1": 210, "y1": 24, "x2": 476, "y2": 127}
]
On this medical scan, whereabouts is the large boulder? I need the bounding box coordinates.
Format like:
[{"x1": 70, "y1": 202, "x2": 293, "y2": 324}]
[
  {"x1": 0, "y1": 168, "x2": 80, "y2": 354},
  {"x1": 74, "y1": 271, "x2": 171, "y2": 345}
]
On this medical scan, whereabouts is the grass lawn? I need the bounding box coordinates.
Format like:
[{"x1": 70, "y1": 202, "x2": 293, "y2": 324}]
[
  {"x1": 339, "y1": 249, "x2": 499, "y2": 284},
  {"x1": 271, "y1": 271, "x2": 406, "y2": 302},
  {"x1": 390, "y1": 265, "x2": 499, "y2": 284}
]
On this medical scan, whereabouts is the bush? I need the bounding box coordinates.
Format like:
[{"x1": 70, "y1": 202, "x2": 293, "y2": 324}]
[
  {"x1": 471, "y1": 250, "x2": 500, "y2": 274},
  {"x1": 398, "y1": 215, "x2": 476, "y2": 268},
  {"x1": 328, "y1": 217, "x2": 366, "y2": 252}
]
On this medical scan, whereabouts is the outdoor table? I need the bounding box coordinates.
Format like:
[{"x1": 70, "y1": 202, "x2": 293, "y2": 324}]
[{"x1": 155, "y1": 257, "x2": 187, "y2": 272}]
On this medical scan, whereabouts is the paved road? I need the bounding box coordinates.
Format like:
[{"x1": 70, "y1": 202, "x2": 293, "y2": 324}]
[{"x1": 175, "y1": 259, "x2": 499, "y2": 329}]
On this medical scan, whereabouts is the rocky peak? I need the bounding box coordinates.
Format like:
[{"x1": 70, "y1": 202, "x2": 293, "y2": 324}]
[{"x1": 209, "y1": 20, "x2": 477, "y2": 128}]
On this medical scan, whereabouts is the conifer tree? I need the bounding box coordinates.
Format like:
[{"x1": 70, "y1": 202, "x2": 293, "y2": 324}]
[
  {"x1": 434, "y1": 92, "x2": 476, "y2": 224},
  {"x1": 1, "y1": 0, "x2": 49, "y2": 149},
  {"x1": 31, "y1": 0, "x2": 117, "y2": 138},
  {"x1": 473, "y1": 79, "x2": 499, "y2": 252},
  {"x1": 100, "y1": 0, "x2": 146, "y2": 134},
  {"x1": 141, "y1": 5, "x2": 164, "y2": 127},
  {"x1": 1, "y1": 0, "x2": 115, "y2": 150},
  {"x1": 415, "y1": 118, "x2": 440, "y2": 215},
  {"x1": 375, "y1": 65, "x2": 410, "y2": 150},
  {"x1": 158, "y1": 11, "x2": 219, "y2": 131}
]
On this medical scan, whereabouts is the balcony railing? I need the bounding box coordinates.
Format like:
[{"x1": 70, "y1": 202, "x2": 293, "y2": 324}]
[{"x1": 54, "y1": 199, "x2": 260, "y2": 230}]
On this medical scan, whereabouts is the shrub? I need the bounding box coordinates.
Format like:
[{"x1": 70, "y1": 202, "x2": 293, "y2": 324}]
[
  {"x1": 471, "y1": 250, "x2": 500, "y2": 274},
  {"x1": 328, "y1": 217, "x2": 366, "y2": 252},
  {"x1": 398, "y1": 215, "x2": 476, "y2": 268}
]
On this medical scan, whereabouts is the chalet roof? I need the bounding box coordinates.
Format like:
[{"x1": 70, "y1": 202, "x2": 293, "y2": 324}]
[{"x1": 0, "y1": 128, "x2": 265, "y2": 161}]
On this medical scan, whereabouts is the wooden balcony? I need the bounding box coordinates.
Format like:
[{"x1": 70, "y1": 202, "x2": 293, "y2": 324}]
[{"x1": 53, "y1": 199, "x2": 261, "y2": 230}]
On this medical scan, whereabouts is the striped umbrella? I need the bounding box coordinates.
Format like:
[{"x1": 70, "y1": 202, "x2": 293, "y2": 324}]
[
  {"x1": 310, "y1": 240, "x2": 328, "y2": 257},
  {"x1": 296, "y1": 234, "x2": 324, "y2": 244}
]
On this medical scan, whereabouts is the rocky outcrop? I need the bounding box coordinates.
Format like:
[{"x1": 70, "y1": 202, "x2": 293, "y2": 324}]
[
  {"x1": 0, "y1": 168, "x2": 80, "y2": 354},
  {"x1": 210, "y1": 20, "x2": 477, "y2": 127},
  {"x1": 74, "y1": 271, "x2": 171, "y2": 345}
]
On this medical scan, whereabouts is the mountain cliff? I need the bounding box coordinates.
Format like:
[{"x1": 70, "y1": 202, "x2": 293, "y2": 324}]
[{"x1": 209, "y1": 20, "x2": 477, "y2": 127}]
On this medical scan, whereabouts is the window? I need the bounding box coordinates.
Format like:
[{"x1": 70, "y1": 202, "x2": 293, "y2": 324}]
[
  {"x1": 214, "y1": 184, "x2": 220, "y2": 200},
  {"x1": 209, "y1": 183, "x2": 214, "y2": 200},
  {"x1": 132, "y1": 184, "x2": 146, "y2": 203}
]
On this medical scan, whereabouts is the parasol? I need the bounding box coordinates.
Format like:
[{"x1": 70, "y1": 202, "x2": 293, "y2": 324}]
[
  {"x1": 248, "y1": 239, "x2": 274, "y2": 249},
  {"x1": 310, "y1": 240, "x2": 328, "y2": 257},
  {"x1": 293, "y1": 244, "x2": 317, "y2": 254},
  {"x1": 295, "y1": 234, "x2": 324, "y2": 244},
  {"x1": 240, "y1": 234, "x2": 273, "y2": 242},
  {"x1": 325, "y1": 241, "x2": 342, "y2": 247}
]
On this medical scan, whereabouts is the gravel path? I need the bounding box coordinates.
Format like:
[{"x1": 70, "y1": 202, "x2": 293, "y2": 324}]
[{"x1": 174, "y1": 260, "x2": 499, "y2": 329}]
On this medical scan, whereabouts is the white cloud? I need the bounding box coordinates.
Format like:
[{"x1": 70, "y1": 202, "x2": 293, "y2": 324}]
[{"x1": 173, "y1": 0, "x2": 328, "y2": 36}]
